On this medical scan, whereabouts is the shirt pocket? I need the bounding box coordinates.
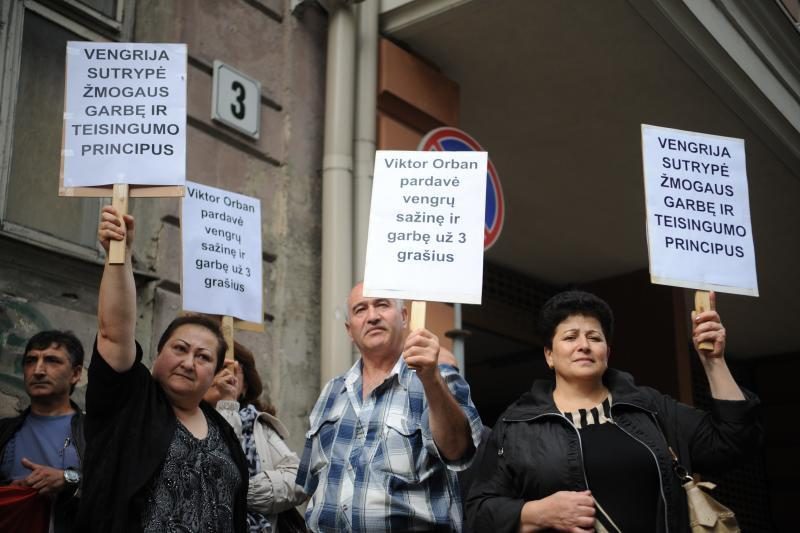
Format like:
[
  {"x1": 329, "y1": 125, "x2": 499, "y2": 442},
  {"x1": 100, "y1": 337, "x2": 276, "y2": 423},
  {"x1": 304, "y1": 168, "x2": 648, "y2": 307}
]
[
  {"x1": 305, "y1": 407, "x2": 344, "y2": 476},
  {"x1": 382, "y1": 412, "x2": 424, "y2": 484}
]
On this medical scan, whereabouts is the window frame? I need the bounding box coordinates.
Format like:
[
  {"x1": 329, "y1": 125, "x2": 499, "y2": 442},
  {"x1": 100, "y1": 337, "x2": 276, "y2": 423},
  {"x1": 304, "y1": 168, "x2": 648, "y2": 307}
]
[
  {"x1": 0, "y1": 0, "x2": 135, "y2": 260},
  {"x1": 36, "y1": 0, "x2": 133, "y2": 36}
]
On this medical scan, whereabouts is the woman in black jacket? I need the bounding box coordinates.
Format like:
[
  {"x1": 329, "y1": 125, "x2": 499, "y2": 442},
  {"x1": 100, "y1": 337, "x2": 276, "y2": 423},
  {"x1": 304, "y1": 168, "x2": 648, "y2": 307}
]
[
  {"x1": 466, "y1": 290, "x2": 760, "y2": 533},
  {"x1": 77, "y1": 206, "x2": 249, "y2": 533}
]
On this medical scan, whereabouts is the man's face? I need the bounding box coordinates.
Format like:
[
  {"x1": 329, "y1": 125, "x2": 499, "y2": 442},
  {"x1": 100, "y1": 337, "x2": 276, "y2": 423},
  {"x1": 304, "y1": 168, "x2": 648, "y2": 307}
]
[
  {"x1": 345, "y1": 283, "x2": 407, "y2": 358},
  {"x1": 23, "y1": 343, "x2": 81, "y2": 401}
]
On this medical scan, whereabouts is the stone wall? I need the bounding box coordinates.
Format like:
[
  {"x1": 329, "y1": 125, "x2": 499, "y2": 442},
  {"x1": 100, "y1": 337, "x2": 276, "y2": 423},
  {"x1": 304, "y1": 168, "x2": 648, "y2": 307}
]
[{"x1": 0, "y1": 0, "x2": 327, "y2": 454}]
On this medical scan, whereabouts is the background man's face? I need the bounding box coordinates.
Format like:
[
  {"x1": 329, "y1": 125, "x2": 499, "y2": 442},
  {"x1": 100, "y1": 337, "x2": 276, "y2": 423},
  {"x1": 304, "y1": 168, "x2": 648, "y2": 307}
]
[
  {"x1": 23, "y1": 343, "x2": 80, "y2": 401},
  {"x1": 346, "y1": 283, "x2": 407, "y2": 357}
]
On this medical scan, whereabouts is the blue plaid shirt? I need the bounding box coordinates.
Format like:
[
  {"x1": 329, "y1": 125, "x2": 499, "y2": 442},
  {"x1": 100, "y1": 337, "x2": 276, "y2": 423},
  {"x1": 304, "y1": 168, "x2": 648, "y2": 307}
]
[{"x1": 296, "y1": 357, "x2": 483, "y2": 532}]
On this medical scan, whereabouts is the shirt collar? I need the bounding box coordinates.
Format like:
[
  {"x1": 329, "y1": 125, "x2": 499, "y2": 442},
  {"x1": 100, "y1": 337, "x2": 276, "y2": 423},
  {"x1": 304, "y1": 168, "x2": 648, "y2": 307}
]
[{"x1": 343, "y1": 354, "x2": 411, "y2": 393}]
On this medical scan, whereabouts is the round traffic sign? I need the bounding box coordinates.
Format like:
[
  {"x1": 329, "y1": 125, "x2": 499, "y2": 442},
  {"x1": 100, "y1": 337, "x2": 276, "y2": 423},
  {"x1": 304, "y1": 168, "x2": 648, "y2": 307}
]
[{"x1": 418, "y1": 127, "x2": 504, "y2": 250}]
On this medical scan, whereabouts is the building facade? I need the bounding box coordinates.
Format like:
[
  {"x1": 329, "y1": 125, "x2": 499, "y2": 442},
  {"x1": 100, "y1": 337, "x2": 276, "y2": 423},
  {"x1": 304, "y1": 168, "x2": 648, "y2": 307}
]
[{"x1": 0, "y1": 0, "x2": 327, "y2": 446}]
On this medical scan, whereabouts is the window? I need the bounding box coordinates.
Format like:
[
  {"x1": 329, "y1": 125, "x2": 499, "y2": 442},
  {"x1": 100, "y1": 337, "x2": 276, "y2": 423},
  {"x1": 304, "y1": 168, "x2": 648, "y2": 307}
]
[
  {"x1": 0, "y1": 1, "x2": 133, "y2": 257},
  {"x1": 6, "y1": 12, "x2": 99, "y2": 249}
]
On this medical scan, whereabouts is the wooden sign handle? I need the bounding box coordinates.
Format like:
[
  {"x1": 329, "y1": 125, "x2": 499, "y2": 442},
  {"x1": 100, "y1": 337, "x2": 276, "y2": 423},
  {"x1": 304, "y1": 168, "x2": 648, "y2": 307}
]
[
  {"x1": 409, "y1": 301, "x2": 427, "y2": 331},
  {"x1": 108, "y1": 184, "x2": 129, "y2": 264},
  {"x1": 221, "y1": 315, "x2": 235, "y2": 361},
  {"x1": 694, "y1": 290, "x2": 714, "y2": 351}
]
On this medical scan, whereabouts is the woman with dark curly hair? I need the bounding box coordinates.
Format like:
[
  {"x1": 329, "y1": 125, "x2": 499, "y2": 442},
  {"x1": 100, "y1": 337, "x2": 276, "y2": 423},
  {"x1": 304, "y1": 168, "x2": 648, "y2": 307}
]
[
  {"x1": 205, "y1": 342, "x2": 307, "y2": 533},
  {"x1": 467, "y1": 290, "x2": 761, "y2": 533},
  {"x1": 78, "y1": 206, "x2": 248, "y2": 533}
]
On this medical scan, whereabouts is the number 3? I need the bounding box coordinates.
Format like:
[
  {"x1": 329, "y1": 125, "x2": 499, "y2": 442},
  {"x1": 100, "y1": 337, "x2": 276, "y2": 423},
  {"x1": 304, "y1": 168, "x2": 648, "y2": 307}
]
[{"x1": 231, "y1": 81, "x2": 246, "y2": 119}]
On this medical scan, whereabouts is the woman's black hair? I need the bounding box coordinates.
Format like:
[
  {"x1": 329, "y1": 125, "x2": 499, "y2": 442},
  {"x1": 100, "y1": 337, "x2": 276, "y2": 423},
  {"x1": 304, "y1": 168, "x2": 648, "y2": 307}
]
[
  {"x1": 538, "y1": 290, "x2": 614, "y2": 349},
  {"x1": 156, "y1": 315, "x2": 228, "y2": 373}
]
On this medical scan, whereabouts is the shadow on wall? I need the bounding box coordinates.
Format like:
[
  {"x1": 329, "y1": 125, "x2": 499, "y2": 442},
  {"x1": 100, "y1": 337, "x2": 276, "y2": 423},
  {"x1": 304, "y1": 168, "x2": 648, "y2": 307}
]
[{"x1": 0, "y1": 296, "x2": 58, "y2": 416}]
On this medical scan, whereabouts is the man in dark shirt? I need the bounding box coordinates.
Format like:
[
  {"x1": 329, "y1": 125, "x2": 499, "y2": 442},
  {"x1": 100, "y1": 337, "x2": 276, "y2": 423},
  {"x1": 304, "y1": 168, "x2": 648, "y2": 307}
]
[{"x1": 0, "y1": 330, "x2": 85, "y2": 533}]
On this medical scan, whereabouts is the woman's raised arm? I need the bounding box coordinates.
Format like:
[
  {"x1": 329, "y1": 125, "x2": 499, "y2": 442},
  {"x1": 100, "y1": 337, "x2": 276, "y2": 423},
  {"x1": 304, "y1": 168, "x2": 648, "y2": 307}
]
[{"x1": 96, "y1": 205, "x2": 137, "y2": 372}]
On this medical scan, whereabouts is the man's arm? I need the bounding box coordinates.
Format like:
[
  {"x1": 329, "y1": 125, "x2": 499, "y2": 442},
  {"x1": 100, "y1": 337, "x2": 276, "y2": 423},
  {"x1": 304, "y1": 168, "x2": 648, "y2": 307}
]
[
  {"x1": 404, "y1": 329, "x2": 472, "y2": 461},
  {"x1": 96, "y1": 206, "x2": 137, "y2": 372}
]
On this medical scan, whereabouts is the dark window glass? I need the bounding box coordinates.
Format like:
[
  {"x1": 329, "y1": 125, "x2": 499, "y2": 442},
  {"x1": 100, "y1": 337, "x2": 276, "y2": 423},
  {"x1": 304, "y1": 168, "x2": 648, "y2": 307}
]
[{"x1": 7, "y1": 11, "x2": 97, "y2": 248}]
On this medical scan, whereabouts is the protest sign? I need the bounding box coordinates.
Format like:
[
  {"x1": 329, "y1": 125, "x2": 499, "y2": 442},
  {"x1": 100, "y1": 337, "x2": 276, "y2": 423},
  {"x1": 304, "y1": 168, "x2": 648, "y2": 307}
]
[
  {"x1": 61, "y1": 42, "x2": 187, "y2": 189},
  {"x1": 363, "y1": 150, "x2": 487, "y2": 304},
  {"x1": 641, "y1": 124, "x2": 758, "y2": 296},
  {"x1": 182, "y1": 181, "x2": 263, "y2": 324}
]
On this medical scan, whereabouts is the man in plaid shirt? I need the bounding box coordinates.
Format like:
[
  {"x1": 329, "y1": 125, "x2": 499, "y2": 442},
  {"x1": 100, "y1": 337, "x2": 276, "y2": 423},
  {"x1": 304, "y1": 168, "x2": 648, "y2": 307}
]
[{"x1": 296, "y1": 283, "x2": 483, "y2": 532}]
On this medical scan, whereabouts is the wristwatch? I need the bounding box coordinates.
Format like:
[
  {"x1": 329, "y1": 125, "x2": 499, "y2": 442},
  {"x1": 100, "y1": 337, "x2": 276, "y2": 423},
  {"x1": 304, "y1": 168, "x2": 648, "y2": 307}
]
[{"x1": 63, "y1": 467, "x2": 81, "y2": 485}]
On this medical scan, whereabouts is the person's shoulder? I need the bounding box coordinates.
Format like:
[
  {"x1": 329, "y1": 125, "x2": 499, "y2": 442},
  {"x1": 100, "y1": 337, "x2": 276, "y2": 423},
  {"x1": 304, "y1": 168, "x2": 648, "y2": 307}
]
[
  {"x1": 494, "y1": 389, "x2": 544, "y2": 424},
  {"x1": 606, "y1": 368, "x2": 667, "y2": 407},
  {"x1": 307, "y1": 375, "x2": 348, "y2": 420},
  {"x1": 258, "y1": 411, "x2": 290, "y2": 440},
  {"x1": 0, "y1": 407, "x2": 29, "y2": 425},
  {"x1": 320, "y1": 373, "x2": 347, "y2": 396},
  {"x1": 203, "y1": 401, "x2": 232, "y2": 427},
  {"x1": 89, "y1": 337, "x2": 145, "y2": 375},
  {"x1": 69, "y1": 401, "x2": 86, "y2": 416},
  {"x1": 0, "y1": 410, "x2": 25, "y2": 422},
  {"x1": 0, "y1": 411, "x2": 25, "y2": 430},
  {"x1": 0, "y1": 411, "x2": 28, "y2": 448}
]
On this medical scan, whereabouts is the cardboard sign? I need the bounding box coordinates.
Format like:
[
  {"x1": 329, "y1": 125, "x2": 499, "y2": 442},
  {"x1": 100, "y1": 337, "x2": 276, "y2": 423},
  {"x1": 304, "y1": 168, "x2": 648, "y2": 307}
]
[
  {"x1": 363, "y1": 150, "x2": 487, "y2": 304},
  {"x1": 182, "y1": 181, "x2": 263, "y2": 323},
  {"x1": 641, "y1": 124, "x2": 758, "y2": 296},
  {"x1": 62, "y1": 42, "x2": 187, "y2": 187}
]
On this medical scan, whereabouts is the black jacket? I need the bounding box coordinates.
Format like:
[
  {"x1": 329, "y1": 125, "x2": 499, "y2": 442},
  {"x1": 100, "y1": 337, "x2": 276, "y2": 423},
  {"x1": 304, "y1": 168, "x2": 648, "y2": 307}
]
[
  {"x1": 0, "y1": 401, "x2": 85, "y2": 533},
  {"x1": 465, "y1": 368, "x2": 761, "y2": 533},
  {"x1": 76, "y1": 340, "x2": 248, "y2": 533}
]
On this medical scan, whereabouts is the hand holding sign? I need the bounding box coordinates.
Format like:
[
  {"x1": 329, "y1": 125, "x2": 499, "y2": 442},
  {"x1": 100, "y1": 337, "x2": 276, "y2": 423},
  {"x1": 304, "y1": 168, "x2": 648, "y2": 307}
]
[
  {"x1": 692, "y1": 291, "x2": 726, "y2": 359},
  {"x1": 403, "y1": 328, "x2": 440, "y2": 382},
  {"x1": 98, "y1": 204, "x2": 134, "y2": 258},
  {"x1": 109, "y1": 184, "x2": 130, "y2": 263},
  {"x1": 215, "y1": 360, "x2": 242, "y2": 402}
]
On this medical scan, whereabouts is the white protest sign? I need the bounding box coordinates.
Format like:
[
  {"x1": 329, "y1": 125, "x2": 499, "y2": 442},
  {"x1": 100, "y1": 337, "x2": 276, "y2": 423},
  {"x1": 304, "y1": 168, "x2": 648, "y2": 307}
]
[
  {"x1": 642, "y1": 124, "x2": 758, "y2": 296},
  {"x1": 363, "y1": 150, "x2": 487, "y2": 304},
  {"x1": 62, "y1": 42, "x2": 187, "y2": 187},
  {"x1": 182, "y1": 181, "x2": 263, "y2": 323}
]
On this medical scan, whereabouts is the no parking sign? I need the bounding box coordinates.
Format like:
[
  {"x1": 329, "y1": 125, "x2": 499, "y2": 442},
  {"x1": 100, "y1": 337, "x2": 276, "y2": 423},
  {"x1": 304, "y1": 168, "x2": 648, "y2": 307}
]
[{"x1": 419, "y1": 127, "x2": 504, "y2": 250}]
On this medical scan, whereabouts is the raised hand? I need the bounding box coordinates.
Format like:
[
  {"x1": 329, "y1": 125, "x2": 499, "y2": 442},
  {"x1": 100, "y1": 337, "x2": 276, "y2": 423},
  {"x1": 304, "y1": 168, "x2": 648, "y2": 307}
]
[
  {"x1": 691, "y1": 291, "x2": 726, "y2": 361},
  {"x1": 403, "y1": 328, "x2": 440, "y2": 382},
  {"x1": 98, "y1": 205, "x2": 134, "y2": 253}
]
